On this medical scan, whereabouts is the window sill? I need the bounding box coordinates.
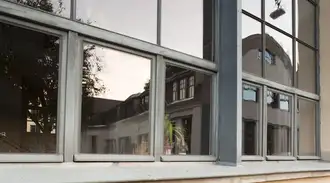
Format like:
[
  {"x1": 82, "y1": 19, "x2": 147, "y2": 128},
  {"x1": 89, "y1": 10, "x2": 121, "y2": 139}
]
[{"x1": 1, "y1": 161, "x2": 330, "y2": 183}]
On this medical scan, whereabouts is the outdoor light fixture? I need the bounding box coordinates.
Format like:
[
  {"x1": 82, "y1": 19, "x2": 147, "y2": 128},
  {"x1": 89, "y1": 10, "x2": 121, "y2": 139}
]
[{"x1": 270, "y1": 0, "x2": 286, "y2": 19}]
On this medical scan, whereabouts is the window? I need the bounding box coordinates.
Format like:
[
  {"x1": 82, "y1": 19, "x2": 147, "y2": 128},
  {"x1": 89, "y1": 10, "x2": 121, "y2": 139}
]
[
  {"x1": 76, "y1": 0, "x2": 157, "y2": 43},
  {"x1": 79, "y1": 43, "x2": 151, "y2": 155},
  {"x1": 91, "y1": 136, "x2": 97, "y2": 153},
  {"x1": 161, "y1": 0, "x2": 213, "y2": 59},
  {"x1": 0, "y1": 21, "x2": 60, "y2": 153},
  {"x1": 188, "y1": 76, "x2": 195, "y2": 98},
  {"x1": 172, "y1": 82, "x2": 178, "y2": 102},
  {"x1": 164, "y1": 65, "x2": 212, "y2": 156},
  {"x1": 179, "y1": 79, "x2": 187, "y2": 100},
  {"x1": 104, "y1": 139, "x2": 116, "y2": 154},
  {"x1": 297, "y1": 98, "x2": 317, "y2": 156},
  {"x1": 242, "y1": 84, "x2": 261, "y2": 156},
  {"x1": 267, "y1": 90, "x2": 292, "y2": 156}
]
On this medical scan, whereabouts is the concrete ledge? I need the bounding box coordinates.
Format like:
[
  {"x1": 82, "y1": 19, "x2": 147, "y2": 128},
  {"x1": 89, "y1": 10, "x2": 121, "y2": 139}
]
[{"x1": 1, "y1": 161, "x2": 330, "y2": 183}]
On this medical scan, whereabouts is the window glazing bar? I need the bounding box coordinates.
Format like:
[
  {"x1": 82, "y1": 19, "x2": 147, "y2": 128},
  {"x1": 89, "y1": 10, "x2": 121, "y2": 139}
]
[
  {"x1": 0, "y1": 154, "x2": 63, "y2": 163},
  {"x1": 241, "y1": 156, "x2": 264, "y2": 161},
  {"x1": 74, "y1": 154, "x2": 154, "y2": 162},
  {"x1": 266, "y1": 156, "x2": 296, "y2": 161},
  {"x1": 243, "y1": 73, "x2": 319, "y2": 100},
  {"x1": 161, "y1": 155, "x2": 216, "y2": 162},
  {"x1": 0, "y1": 0, "x2": 217, "y2": 72},
  {"x1": 297, "y1": 156, "x2": 320, "y2": 160}
]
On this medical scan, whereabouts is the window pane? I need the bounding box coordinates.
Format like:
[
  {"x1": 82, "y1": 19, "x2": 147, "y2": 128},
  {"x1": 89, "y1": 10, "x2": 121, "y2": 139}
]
[
  {"x1": 296, "y1": 42, "x2": 316, "y2": 93},
  {"x1": 161, "y1": 0, "x2": 213, "y2": 59},
  {"x1": 76, "y1": 0, "x2": 157, "y2": 43},
  {"x1": 242, "y1": 84, "x2": 260, "y2": 155},
  {"x1": 265, "y1": 0, "x2": 293, "y2": 34},
  {"x1": 80, "y1": 44, "x2": 151, "y2": 155},
  {"x1": 296, "y1": 0, "x2": 316, "y2": 47},
  {"x1": 265, "y1": 26, "x2": 293, "y2": 86},
  {"x1": 0, "y1": 22, "x2": 60, "y2": 153},
  {"x1": 297, "y1": 98, "x2": 316, "y2": 156},
  {"x1": 164, "y1": 65, "x2": 211, "y2": 155},
  {"x1": 242, "y1": 0, "x2": 261, "y2": 18},
  {"x1": 267, "y1": 90, "x2": 292, "y2": 156},
  {"x1": 242, "y1": 14, "x2": 262, "y2": 76},
  {"x1": 7, "y1": 0, "x2": 70, "y2": 18}
]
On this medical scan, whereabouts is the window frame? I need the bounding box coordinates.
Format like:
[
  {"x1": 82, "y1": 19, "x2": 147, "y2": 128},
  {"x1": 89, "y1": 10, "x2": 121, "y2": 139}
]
[
  {"x1": 72, "y1": 37, "x2": 157, "y2": 162},
  {"x1": 0, "y1": 15, "x2": 67, "y2": 163}
]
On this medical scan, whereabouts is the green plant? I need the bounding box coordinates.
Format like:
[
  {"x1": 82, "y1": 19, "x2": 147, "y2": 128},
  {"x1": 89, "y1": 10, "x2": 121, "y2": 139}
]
[{"x1": 164, "y1": 114, "x2": 187, "y2": 153}]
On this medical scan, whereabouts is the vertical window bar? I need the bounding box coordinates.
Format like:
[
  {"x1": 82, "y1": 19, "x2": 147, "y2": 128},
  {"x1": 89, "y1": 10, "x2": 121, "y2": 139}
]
[
  {"x1": 261, "y1": 0, "x2": 266, "y2": 78},
  {"x1": 293, "y1": 93, "x2": 298, "y2": 157},
  {"x1": 292, "y1": 0, "x2": 297, "y2": 87},
  {"x1": 157, "y1": 0, "x2": 162, "y2": 45},
  {"x1": 70, "y1": 0, "x2": 76, "y2": 20},
  {"x1": 262, "y1": 85, "x2": 268, "y2": 157}
]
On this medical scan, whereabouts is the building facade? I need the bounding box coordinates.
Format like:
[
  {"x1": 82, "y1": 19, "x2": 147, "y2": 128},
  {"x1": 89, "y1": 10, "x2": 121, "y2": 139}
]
[{"x1": 1, "y1": 0, "x2": 330, "y2": 182}]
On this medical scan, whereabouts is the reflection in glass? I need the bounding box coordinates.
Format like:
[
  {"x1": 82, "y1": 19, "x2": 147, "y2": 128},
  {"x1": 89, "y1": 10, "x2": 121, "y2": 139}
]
[
  {"x1": 267, "y1": 90, "x2": 292, "y2": 156},
  {"x1": 242, "y1": 0, "x2": 261, "y2": 18},
  {"x1": 296, "y1": 42, "x2": 316, "y2": 93},
  {"x1": 265, "y1": 26, "x2": 293, "y2": 86},
  {"x1": 242, "y1": 14, "x2": 262, "y2": 76},
  {"x1": 80, "y1": 44, "x2": 151, "y2": 155},
  {"x1": 242, "y1": 84, "x2": 260, "y2": 155},
  {"x1": 164, "y1": 65, "x2": 211, "y2": 155},
  {"x1": 8, "y1": 0, "x2": 70, "y2": 18},
  {"x1": 161, "y1": 0, "x2": 213, "y2": 59},
  {"x1": 0, "y1": 22, "x2": 60, "y2": 153},
  {"x1": 265, "y1": 0, "x2": 292, "y2": 34},
  {"x1": 297, "y1": 98, "x2": 316, "y2": 156},
  {"x1": 296, "y1": 0, "x2": 315, "y2": 47},
  {"x1": 76, "y1": 0, "x2": 157, "y2": 43}
]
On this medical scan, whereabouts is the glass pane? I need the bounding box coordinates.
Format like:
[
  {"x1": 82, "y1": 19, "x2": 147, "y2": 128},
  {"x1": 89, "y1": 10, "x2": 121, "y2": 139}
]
[
  {"x1": 265, "y1": 0, "x2": 293, "y2": 34},
  {"x1": 76, "y1": 0, "x2": 157, "y2": 43},
  {"x1": 0, "y1": 22, "x2": 60, "y2": 153},
  {"x1": 267, "y1": 90, "x2": 292, "y2": 156},
  {"x1": 164, "y1": 65, "x2": 211, "y2": 155},
  {"x1": 296, "y1": 0, "x2": 315, "y2": 47},
  {"x1": 265, "y1": 26, "x2": 293, "y2": 86},
  {"x1": 242, "y1": 0, "x2": 261, "y2": 18},
  {"x1": 242, "y1": 84, "x2": 260, "y2": 155},
  {"x1": 7, "y1": 0, "x2": 70, "y2": 18},
  {"x1": 297, "y1": 98, "x2": 316, "y2": 156},
  {"x1": 80, "y1": 44, "x2": 151, "y2": 155},
  {"x1": 242, "y1": 14, "x2": 262, "y2": 76},
  {"x1": 161, "y1": 0, "x2": 213, "y2": 59},
  {"x1": 296, "y1": 42, "x2": 316, "y2": 93}
]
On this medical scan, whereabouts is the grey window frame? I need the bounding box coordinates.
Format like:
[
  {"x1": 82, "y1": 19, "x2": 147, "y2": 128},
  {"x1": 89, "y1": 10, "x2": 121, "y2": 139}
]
[
  {"x1": 0, "y1": 14, "x2": 67, "y2": 163},
  {"x1": 73, "y1": 37, "x2": 157, "y2": 162}
]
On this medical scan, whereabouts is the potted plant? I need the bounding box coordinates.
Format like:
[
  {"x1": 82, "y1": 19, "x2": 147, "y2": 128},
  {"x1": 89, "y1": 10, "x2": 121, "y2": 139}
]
[{"x1": 164, "y1": 114, "x2": 187, "y2": 155}]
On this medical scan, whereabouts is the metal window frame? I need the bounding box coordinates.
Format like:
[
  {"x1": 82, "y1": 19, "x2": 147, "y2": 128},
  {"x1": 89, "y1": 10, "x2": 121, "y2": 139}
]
[
  {"x1": 0, "y1": 14, "x2": 67, "y2": 162},
  {"x1": 72, "y1": 37, "x2": 157, "y2": 162},
  {"x1": 241, "y1": 81, "x2": 264, "y2": 160},
  {"x1": 157, "y1": 58, "x2": 217, "y2": 162}
]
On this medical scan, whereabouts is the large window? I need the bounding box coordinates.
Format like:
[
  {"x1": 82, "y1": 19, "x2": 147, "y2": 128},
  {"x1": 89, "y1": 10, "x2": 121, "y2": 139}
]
[
  {"x1": 242, "y1": 0, "x2": 319, "y2": 160},
  {"x1": 79, "y1": 43, "x2": 151, "y2": 155},
  {"x1": 0, "y1": 21, "x2": 61, "y2": 154}
]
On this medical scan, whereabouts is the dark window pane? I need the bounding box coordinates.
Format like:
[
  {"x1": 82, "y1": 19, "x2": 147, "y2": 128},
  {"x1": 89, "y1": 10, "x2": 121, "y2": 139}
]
[
  {"x1": 265, "y1": 26, "x2": 293, "y2": 86},
  {"x1": 164, "y1": 65, "x2": 211, "y2": 155},
  {"x1": 265, "y1": 0, "x2": 293, "y2": 34},
  {"x1": 296, "y1": 42, "x2": 316, "y2": 93},
  {"x1": 296, "y1": 0, "x2": 316, "y2": 47},
  {"x1": 242, "y1": 15, "x2": 262, "y2": 76},
  {"x1": 297, "y1": 98, "x2": 316, "y2": 156},
  {"x1": 76, "y1": 0, "x2": 157, "y2": 43},
  {"x1": 242, "y1": 84, "x2": 260, "y2": 155},
  {"x1": 80, "y1": 44, "x2": 151, "y2": 155},
  {"x1": 161, "y1": 0, "x2": 213, "y2": 60},
  {"x1": 0, "y1": 22, "x2": 60, "y2": 153},
  {"x1": 242, "y1": 0, "x2": 261, "y2": 18},
  {"x1": 267, "y1": 90, "x2": 292, "y2": 156},
  {"x1": 7, "y1": 0, "x2": 70, "y2": 18}
]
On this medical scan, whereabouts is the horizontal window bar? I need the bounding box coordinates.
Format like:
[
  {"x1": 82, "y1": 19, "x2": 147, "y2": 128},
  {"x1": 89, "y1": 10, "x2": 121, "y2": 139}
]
[
  {"x1": 241, "y1": 156, "x2": 264, "y2": 161},
  {"x1": 0, "y1": 154, "x2": 63, "y2": 163},
  {"x1": 74, "y1": 154, "x2": 154, "y2": 162},
  {"x1": 161, "y1": 155, "x2": 216, "y2": 162},
  {"x1": 266, "y1": 156, "x2": 296, "y2": 161},
  {"x1": 297, "y1": 156, "x2": 321, "y2": 160},
  {"x1": 0, "y1": 1, "x2": 217, "y2": 72},
  {"x1": 243, "y1": 73, "x2": 319, "y2": 100}
]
